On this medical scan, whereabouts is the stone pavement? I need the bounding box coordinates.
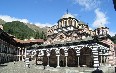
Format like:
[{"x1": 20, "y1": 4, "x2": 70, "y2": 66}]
[{"x1": 0, "y1": 61, "x2": 115, "y2": 73}]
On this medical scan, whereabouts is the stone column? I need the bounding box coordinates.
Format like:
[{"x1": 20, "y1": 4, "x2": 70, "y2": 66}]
[
  {"x1": 22, "y1": 48, "x2": 23, "y2": 61},
  {"x1": 57, "y1": 55, "x2": 60, "y2": 67},
  {"x1": 92, "y1": 47, "x2": 99, "y2": 68},
  {"x1": 104, "y1": 56, "x2": 106, "y2": 63},
  {"x1": 67, "y1": 19, "x2": 69, "y2": 26},
  {"x1": 25, "y1": 48, "x2": 26, "y2": 58},
  {"x1": 96, "y1": 30, "x2": 97, "y2": 35},
  {"x1": 65, "y1": 56, "x2": 67, "y2": 67},
  {"x1": 76, "y1": 47, "x2": 80, "y2": 67},
  {"x1": 47, "y1": 52, "x2": 50, "y2": 67},
  {"x1": 62, "y1": 20, "x2": 64, "y2": 27},
  {"x1": 78, "y1": 56, "x2": 80, "y2": 67},
  {"x1": 65, "y1": 49, "x2": 68, "y2": 67},
  {"x1": 47, "y1": 56, "x2": 49, "y2": 67},
  {"x1": 19, "y1": 48, "x2": 21, "y2": 61},
  {"x1": 101, "y1": 55, "x2": 102, "y2": 65}
]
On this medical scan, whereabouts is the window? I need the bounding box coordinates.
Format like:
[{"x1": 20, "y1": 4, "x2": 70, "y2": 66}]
[
  {"x1": 60, "y1": 35, "x2": 64, "y2": 39},
  {"x1": 65, "y1": 21, "x2": 67, "y2": 25}
]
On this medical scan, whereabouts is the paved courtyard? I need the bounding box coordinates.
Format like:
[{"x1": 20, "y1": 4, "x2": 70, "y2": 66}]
[{"x1": 0, "y1": 61, "x2": 115, "y2": 73}]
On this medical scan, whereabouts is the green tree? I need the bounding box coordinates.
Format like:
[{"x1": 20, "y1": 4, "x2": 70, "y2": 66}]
[
  {"x1": 3, "y1": 21, "x2": 35, "y2": 40},
  {"x1": 2, "y1": 21, "x2": 47, "y2": 40},
  {"x1": 35, "y1": 32, "x2": 40, "y2": 39}
]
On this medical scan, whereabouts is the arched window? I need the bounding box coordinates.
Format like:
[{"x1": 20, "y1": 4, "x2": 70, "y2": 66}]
[
  {"x1": 97, "y1": 29, "x2": 100, "y2": 35},
  {"x1": 68, "y1": 20, "x2": 70, "y2": 25},
  {"x1": 65, "y1": 21, "x2": 67, "y2": 25},
  {"x1": 70, "y1": 20, "x2": 72, "y2": 25}
]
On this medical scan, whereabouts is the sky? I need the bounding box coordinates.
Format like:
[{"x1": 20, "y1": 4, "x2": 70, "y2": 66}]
[{"x1": 0, "y1": 0, "x2": 116, "y2": 36}]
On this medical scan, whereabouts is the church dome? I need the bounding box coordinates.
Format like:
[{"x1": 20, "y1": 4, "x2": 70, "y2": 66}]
[{"x1": 61, "y1": 13, "x2": 75, "y2": 19}]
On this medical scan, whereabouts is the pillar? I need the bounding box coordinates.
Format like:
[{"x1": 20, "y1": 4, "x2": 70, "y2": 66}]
[
  {"x1": 104, "y1": 56, "x2": 106, "y2": 63},
  {"x1": 57, "y1": 55, "x2": 60, "y2": 67},
  {"x1": 19, "y1": 48, "x2": 20, "y2": 61},
  {"x1": 65, "y1": 49, "x2": 68, "y2": 67},
  {"x1": 47, "y1": 56, "x2": 49, "y2": 67},
  {"x1": 92, "y1": 47, "x2": 99, "y2": 68},
  {"x1": 66, "y1": 20, "x2": 68, "y2": 25},
  {"x1": 22, "y1": 48, "x2": 23, "y2": 61},
  {"x1": 66, "y1": 19, "x2": 70, "y2": 26},
  {"x1": 66, "y1": 56, "x2": 67, "y2": 67},
  {"x1": 25, "y1": 48, "x2": 26, "y2": 58},
  {"x1": 78, "y1": 56, "x2": 80, "y2": 67},
  {"x1": 101, "y1": 55, "x2": 102, "y2": 65},
  {"x1": 62, "y1": 20, "x2": 64, "y2": 27}
]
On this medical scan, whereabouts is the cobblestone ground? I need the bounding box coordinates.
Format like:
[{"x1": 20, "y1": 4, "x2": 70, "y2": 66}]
[{"x1": 0, "y1": 61, "x2": 115, "y2": 73}]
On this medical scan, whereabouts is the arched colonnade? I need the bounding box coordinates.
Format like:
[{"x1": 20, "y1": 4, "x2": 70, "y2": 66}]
[{"x1": 37, "y1": 44, "x2": 109, "y2": 68}]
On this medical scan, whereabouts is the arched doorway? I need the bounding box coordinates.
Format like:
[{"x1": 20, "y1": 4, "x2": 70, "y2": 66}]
[
  {"x1": 49, "y1": 49, "x2": 57, "y2": 67},
  {"x1": 59, "y1": 49, "x2": 65, "y2": 67},
  {"x1": 80, "y1": 47, "x2": 93, "y2": 67},
  {"x1": 67, "y1": 48, "x2": 77, "y2": 67},
  {"x1": 43, "y1": 50, "x2": 48, "y2": 66}
]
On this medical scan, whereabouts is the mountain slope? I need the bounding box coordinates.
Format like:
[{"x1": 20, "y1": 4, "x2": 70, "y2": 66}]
[
  {"x1": 0, "y1": 19, "x2": 6, "y2": 24},
  {"x1": 25, "y1": 23, "x2": 47, "y2": 33},
  {"x1": 2, "y1": 21, "x2": 46, "y2": 40}
]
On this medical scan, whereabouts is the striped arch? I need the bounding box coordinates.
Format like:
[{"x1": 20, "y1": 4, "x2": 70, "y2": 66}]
[{"x1": 80, "y1": 47, "x2": 94, "y2": 67}]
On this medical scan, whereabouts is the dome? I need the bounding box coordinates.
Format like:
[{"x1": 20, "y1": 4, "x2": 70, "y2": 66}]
[{"x1": 61, "y1": 13, "x2": 75, "y2": 19}]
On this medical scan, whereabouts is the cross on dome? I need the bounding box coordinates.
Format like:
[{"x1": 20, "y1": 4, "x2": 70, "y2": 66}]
[{"x1": 61, "y1": 9, "x2": 75, "y2": 19}]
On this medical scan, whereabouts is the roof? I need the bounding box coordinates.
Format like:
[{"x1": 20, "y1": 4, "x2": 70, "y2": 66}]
[
  {"x1": 14, "y1": 38, "x2": 44, "y2": 44},
  {"x1": 39, "y1": 36, "x2": 110, "y2": 48},
  {"x1": 0, "y1": 28, "x2": 17, "y2": 46}
]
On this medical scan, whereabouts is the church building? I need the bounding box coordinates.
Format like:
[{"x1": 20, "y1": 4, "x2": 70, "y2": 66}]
[
  {"x1": 36, "y1": 12, "x2": 115, "y2": 68},
  {"x1": 0, "y1": 12, "x2": 115, "y2": 68}
]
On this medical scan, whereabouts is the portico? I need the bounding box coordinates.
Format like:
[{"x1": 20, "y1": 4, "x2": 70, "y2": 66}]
[{"x1": 36, "y1": 39, "x2": 110, "y2": 68}]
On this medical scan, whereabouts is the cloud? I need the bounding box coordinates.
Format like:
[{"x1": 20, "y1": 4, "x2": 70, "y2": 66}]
[
  {"x1": 109, "y1": 31, "x2": 116, "y2": 37},
  {"x1": 35, "y1": 22, "x2": 56, "y2": 28},
  {"x1": 89, "y1": 27, "x2": 93, "y2": 30},
  {"x1": 92, "y1": 8, "x2": 109, "y2": 28},
  {"x1": 0, "y1": 15, "x2": 55, "y2": 27},
  {"x1": 74, "y1": 0, "x2": 101, "y2": 10},
  {"x1": 0, "y1": 15, "x2": 29, "y2": 23}
]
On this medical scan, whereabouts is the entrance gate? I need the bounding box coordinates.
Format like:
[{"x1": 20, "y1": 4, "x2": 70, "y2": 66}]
[
  {"x1": 80, "y1": 47, "x2": 93, "y2": 67},
  {"x1": 49, "y1": 49, "x2": 57, "y2": 67},
  {"x1": 59, "y1": 49, "x2": 65, "y2": 67},
  {"x1": 67, "y1": 48, "x2": 77, "y2": 67}
]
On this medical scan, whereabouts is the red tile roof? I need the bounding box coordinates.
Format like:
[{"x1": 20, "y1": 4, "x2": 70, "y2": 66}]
[{"x1": 14, "y1": 38, "x2": 44, "y2": 44}]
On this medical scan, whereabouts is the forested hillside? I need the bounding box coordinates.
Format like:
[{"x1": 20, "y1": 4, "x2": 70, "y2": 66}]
[
  {"x1": 2, "y1": 21, "x2": 46, "y2": 40},
  {"x1": 0, "y1": 19, "x2": 6, "y2": 24}
]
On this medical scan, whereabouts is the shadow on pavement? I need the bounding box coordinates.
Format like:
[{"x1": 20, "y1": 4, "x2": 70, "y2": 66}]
[{"x1": 0, "y1": 64, "x2": 7, "y2": 67}]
